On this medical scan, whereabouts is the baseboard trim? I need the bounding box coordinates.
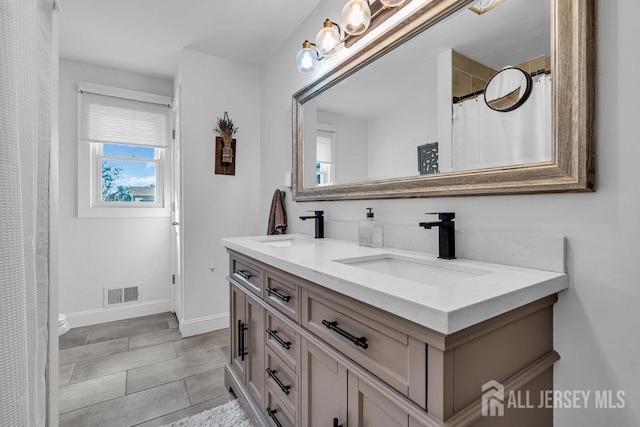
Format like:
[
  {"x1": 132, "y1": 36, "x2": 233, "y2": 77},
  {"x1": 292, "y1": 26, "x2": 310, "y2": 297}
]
[
  {"x1": 179, "y1": 312, "x2": 229, "y2": 337},
  {"x1": 64, "y1": 299, "x2": 171, "y2": 328}
]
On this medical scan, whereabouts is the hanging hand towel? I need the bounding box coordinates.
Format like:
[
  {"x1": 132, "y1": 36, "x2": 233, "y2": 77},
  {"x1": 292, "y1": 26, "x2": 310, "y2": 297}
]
[{"x1": 267, "y1": 189, "x2": 287, "y2": 235}]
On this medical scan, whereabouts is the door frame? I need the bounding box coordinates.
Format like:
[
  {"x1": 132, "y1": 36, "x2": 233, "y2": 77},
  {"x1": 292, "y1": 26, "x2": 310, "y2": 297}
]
[{"x1": 170, "y1": 84, "x2": 184, "y2": 323}]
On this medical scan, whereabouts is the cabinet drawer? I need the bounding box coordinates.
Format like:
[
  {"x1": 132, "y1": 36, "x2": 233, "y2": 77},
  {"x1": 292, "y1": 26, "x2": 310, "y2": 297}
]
[
  {"x1": 266, "y1": 347, "x2": 298, "y2": 417},
  {"x1": 266, "y1": 311, "x2": 299, "y2": 373},
  {"x1": 265, "y1": 387, "x2": 296, "y2": 427},
  {"x1": 303, "y1": 290, "x2": 415, "y2": 397},
  {"x1": 231, "y1": 256, "x2": 263, "y2": 297},
  {"x1": 265, "y1": 269, "x2": 299, "y2": 321}
]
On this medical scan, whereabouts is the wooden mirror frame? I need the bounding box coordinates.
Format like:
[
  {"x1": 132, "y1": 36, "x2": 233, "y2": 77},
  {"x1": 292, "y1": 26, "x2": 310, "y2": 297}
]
[{"x1": 292, "y1": 0, "x2": 595, "y2": 201}]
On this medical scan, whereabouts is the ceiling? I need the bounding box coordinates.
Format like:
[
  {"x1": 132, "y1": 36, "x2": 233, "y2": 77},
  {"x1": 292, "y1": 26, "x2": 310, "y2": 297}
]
[{"x1": 59, "y1": 0, "x2": 322, "y2": 78}]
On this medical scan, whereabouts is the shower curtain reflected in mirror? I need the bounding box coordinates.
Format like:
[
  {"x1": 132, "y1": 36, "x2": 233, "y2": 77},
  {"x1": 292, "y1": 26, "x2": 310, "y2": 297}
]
[{"x1": 452, "y1": 74, "x2": 552, "y2": 172}]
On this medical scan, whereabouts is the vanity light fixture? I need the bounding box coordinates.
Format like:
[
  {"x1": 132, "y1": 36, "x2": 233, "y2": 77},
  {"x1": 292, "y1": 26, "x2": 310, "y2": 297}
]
[
  {"x1": 296, "y1": 0, "x2": 410, "y2": 74},
  {"x1": 341, "y1": 0, "x2": 372, "y2": 36},
  {"x1": 296, "y1": 40, "x2": 322, "y2": 74},
  {"x1": 295, "y1": 19, "x2": 341, "y2": 73},
  {"x1": 316, "y1": 19, "x2": 343, "y2": 57}
]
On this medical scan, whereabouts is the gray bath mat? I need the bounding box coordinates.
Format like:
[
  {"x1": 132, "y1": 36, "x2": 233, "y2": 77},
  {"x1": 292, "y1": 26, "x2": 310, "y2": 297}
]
[{"x1": 161, "y1": 399, "x2": 252, "y2": 427}]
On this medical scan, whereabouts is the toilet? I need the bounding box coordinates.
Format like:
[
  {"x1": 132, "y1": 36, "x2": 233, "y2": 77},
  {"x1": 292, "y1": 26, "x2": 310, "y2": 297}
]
[{"x1": 58, "y1": 313, "x2": 70, "y2": 336}]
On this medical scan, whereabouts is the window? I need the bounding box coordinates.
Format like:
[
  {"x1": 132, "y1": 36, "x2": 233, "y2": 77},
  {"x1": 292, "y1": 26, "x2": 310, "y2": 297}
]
[
  {"x1": 99, "y1": 144, "x2": 158, "y2": 203},
  {"x1": 78, "y1": 83, "x2": 172, "y2": 217},
  {"x1": 316, "y1": 127, "x2": 335, "y2": 186}
]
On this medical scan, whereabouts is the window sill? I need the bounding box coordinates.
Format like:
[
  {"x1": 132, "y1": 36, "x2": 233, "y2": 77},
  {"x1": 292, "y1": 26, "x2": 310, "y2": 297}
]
[{"x1": 78, "y1": 204, "x2": 171, "y2": 219}]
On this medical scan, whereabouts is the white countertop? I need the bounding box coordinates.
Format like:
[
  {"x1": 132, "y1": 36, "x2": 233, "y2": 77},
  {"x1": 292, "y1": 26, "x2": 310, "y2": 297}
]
[{"x1": 221, "y1": 234, "x2": 568, "y2": 335}]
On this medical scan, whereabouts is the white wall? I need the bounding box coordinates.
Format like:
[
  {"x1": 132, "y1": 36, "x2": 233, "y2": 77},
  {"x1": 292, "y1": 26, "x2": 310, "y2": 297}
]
[
  {"x1": 317, "y1": 110, "x2": 369, "y2": 184},
  {"x1": 58, "y1": 59, "x2": 174, "y2": 326},
  {"x1": 177, "y1": 49, "x2": 261, "y2": 336},
  {"x1": 367, "y1": 88, "x2": 437, "y2": 179},
  {"x1": 260, "y1": 0, "x2": 640, "y2": 425},
  {"x1": 437, "y1": 49, "x2": 453, "y2": 173},
  {"x1": 303, "y1": 99, "x2": 318, "y2": 187}
]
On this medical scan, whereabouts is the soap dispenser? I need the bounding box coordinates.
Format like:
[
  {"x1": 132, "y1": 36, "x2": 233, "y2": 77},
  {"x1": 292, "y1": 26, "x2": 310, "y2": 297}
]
[{"x1": 358, "y1": 208, "x2": 383, "y2": 248}]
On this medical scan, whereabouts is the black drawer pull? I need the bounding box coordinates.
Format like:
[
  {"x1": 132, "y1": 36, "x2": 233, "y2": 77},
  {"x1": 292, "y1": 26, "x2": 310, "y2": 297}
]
[
  {"x1": 321, "y1": 320, "x2": 369, "y2": 350},
  {"x1": 267, "y1": 407, "x2": 283, "y2": 427},
  {"x1": 266, "y1": 368, "x2": 291, "y2": 395},
  {"x1": 266, "y1": 287, "x2": 291, "y2": 302},
  {"x1": 237, "y1": 320, "x2": 248, "y2": 361},
  {"x1": 266, "y1": 328, "x2": 291, "y2": 350},
  {"x1": 334, "y1": 418, "x2": 343, "y2": 427},
  {"x1": 235, "y1": 270, "x2": 252, "y2": 280}
]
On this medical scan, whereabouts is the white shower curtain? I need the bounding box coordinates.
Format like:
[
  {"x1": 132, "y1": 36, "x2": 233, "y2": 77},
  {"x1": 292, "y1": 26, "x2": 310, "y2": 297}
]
[
  {"x1": 0, "y1": 0, "x2": 54, "y2": 425},
  {"x1": 452, "y1": 74, "x2": 552, "y2": 171}
]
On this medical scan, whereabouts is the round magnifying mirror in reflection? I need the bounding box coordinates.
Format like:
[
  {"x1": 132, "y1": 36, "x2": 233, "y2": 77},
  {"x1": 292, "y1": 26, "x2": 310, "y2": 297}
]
[{"x1": 484, "y1": 66, "x2": 533, "y2": 112}]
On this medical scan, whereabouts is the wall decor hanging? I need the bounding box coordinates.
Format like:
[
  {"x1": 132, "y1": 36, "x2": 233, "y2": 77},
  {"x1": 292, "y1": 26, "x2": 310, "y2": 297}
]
[
  {"x1": 214, "y1": 111, "x2": 238, "y2": 175},
  {"x1": 418, "y1": 142, "x2": 439, "y2": 175}
]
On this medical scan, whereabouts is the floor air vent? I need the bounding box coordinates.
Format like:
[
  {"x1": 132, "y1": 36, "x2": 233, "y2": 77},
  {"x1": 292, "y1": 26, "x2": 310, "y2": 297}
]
[{"x1": 104, "y1": 285, "x2": 141, "y2": 308}]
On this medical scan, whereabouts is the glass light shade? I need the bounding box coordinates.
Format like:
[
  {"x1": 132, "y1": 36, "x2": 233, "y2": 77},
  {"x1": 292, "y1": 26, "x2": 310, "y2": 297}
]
[
  {"x1": 380, "y1": 0, "x2": 406, "y2": 6},
  {"x1": 341, "y1": 0, "x2": 372, "y2": 36},
  {"x1": 316, "y1": 25, "x2": 342, "y2": 57},
  {"x1": 296, "y1": 45, "x2": 319, "y2": 74}
]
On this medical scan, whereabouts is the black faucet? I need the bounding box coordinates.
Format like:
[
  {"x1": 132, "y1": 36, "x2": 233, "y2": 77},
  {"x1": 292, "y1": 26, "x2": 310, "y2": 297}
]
[
  {"x1": 419, "y1": 212, "x2": 456, "y2": 259},
  {"x1": 299, "y1": 210, "x2": 324, "y2": 238}
]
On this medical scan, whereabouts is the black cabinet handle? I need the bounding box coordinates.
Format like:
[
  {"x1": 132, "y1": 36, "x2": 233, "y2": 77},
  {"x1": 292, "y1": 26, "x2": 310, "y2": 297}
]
[
  {"x1": 237, "y1": 320, "x2": 248, "y2": 361},
  {"x1": 266, "y1": 287, "x2": 291, "y2": 302},
  {"x1": 333, "y1": 418, "x2": 343, "y2": 427},
  {"x1": 266, "y1": 368, "x2": 291, "y2": 395},
  {"x1": 321, "y1": 320, "x2": 368, "y2": 350},
  {"x1": 235, "y1": 270, "x2": 252, "y2": 280},
  {"x1": 266, "y1": 407, "x2": 283, "y2": 427},
  {"x1": 266, "y1": 328, "x2": 291, "y2": 350}
]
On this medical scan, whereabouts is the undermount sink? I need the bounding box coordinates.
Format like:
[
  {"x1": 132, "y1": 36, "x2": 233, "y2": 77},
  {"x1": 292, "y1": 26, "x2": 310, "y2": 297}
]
[
  {"x1": 335, "y1": 254, "x2": 492, "y2": 285},
  {"x1": 257, "y1": 237, "x2": 314, "y2": 247}
]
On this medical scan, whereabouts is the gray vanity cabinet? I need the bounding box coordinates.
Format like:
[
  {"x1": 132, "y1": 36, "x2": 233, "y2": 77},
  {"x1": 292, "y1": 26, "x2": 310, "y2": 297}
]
[
  {"x1": 299, "y1": 339, "x2": 348, "y2": 426},
  {"x1": 246, "y1": 294, "x2": 266, "y2": 407},
  {"x1": 229, "y1": 280, "x2": 265, "y2": 409},
  {"x1": 300, "y1": 337, "x2": 417, "y2": 427},
  {"x1": 265, "y1": 386, "x2": 296, "y2": 427},
  {"x1": 231, "y1": 254, "x2": 263, "y2": 296},
  {"x1": 265, "y1": 310, "x2": 299, "y2": 372},
  {"x1": 265, "y1": 268, "x2": 299, "y2": 322},
  {"x1": 301, "y1": 287, "x2": 427, "y2": 407},
  {"x1": 225, "y1": 250, "x2": 558, "y2": 427},
  {"x1": 230, "y1": 282, "x2": 246, "y2": 379},
  {"x1": 347, "y1": 372, "x2": 420, "y2": 427}
]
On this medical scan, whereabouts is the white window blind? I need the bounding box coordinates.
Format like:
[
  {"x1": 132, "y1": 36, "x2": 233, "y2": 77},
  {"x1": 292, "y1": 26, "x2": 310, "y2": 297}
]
[
  {"x1": 317, "y1": 130, "x2": 334, "y2": 163},
  {"x1": 81, "y1": 92, "x2": 170, "y2": 147},
  {"x1": 77, "y1": 83, "x2": 172, "y2": 218}
]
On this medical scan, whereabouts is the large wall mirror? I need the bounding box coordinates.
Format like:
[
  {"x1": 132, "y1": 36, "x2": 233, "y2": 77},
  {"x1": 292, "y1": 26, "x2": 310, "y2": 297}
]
[{"x1": 292, "y1": 0, "x2": 595, "y2": 201}]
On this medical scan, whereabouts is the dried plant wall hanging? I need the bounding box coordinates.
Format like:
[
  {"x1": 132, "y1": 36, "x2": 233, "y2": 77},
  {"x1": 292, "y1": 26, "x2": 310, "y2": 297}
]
[{"x1": 214, "y1": 111, "x2": 238, "y2": 175}]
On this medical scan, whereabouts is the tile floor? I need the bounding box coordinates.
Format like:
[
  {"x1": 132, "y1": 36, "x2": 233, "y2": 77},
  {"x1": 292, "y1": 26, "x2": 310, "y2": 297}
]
[{"x1": 58, "y1": 312, "x2": 234, "y2": 426}]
